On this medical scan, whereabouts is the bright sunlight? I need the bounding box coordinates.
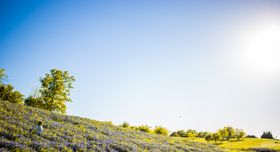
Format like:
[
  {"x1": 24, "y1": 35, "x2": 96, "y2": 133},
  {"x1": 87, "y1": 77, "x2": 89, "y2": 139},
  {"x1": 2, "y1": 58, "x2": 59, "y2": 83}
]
[{"x1": 240, "y1": 23, "x2": 280, "y2": 77}]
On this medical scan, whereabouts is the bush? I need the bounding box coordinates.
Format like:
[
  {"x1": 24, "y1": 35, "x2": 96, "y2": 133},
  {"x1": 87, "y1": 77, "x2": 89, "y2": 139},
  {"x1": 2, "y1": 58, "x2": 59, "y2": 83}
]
[
  {"x1": 136, "y1": 125, "x2": 151, "y2": 133},
  {"x1": 170, "y1": 132, "x2": 179, "y2": 137},
  {"x1": 177, "y1": 130, "x2": 187, "y2": 137},
  {"x1": 120, "y1": 122, "x2": 130, "y2": 128},
  {"x1": 197, "y1": 132, "x2": 209, "y2": 138},
  {"x1": 154, "y1": 126, "x2": 169, "y2": 136},
  {"x1": 246, "y1": 135, "x2": 257, "y2": 138}
]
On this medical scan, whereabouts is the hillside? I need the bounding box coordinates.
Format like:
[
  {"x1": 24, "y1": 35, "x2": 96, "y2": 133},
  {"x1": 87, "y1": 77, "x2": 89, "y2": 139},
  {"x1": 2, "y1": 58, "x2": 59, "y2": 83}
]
[{"x1": 0, "y1": 101, "x2": 223, "y2": 152}]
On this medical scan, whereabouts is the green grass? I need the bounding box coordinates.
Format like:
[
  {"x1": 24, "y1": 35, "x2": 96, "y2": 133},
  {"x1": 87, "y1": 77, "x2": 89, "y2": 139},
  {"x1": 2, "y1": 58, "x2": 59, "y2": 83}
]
[
  {"x1": 179, "y1": 137, "x2": 280, "y2": 151},
  {"x1": 0, "y1": 100, "x2": 223, "y2": 151}
]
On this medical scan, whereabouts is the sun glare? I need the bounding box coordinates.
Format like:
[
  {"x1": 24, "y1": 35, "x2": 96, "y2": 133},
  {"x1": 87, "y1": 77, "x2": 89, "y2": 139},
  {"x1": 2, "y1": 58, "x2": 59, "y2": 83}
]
[{"x1": 240, "y1": 23, "x2": 280, "y2": 77}]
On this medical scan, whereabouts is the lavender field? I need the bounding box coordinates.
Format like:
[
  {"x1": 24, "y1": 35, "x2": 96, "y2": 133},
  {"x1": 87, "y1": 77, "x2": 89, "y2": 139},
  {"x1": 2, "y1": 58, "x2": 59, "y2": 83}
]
[{"x1": 0, "y1": 101, "x2": 223, "y2": 151}]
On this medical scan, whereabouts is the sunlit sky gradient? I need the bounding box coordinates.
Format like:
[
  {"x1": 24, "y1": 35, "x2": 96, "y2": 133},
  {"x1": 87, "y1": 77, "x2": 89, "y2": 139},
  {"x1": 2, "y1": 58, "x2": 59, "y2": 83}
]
[{"x1": 1, "y1": 0, "x2": 280, "y2": 137}]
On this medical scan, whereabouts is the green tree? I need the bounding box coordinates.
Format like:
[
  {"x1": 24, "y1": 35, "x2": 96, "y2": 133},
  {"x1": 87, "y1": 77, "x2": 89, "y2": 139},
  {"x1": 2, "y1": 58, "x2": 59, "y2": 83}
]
[
  {"x1": 211, "y1": 133, "x2": 221, "y2": 143},
  {"x1": 218, "y1": 126, "x2": 235, "y2": 141},
  {"x1": 197, "y1": 131, "x2": 209, "y2": 138},
  {"x1": 0, "y1": 68, "x2": 24, "y2": 104},
  {"x1": 186, "y1": 129, "x2": 197, "y2": 138},
  {"x1": 38, "y1": 69, "x2": 75, "y2": 114},
  {"x1": 154, "y1": 126, "x2": 169, "y2": 136},
  {"x1": 177, "y1": 130, "x2": 187, "y2": 137},
  {"x1": 205, "y1": 133, "x2": 212, "y2": 142},
  {"x1": 235, "y1": 129, "x2": 245, "y2": 141}
]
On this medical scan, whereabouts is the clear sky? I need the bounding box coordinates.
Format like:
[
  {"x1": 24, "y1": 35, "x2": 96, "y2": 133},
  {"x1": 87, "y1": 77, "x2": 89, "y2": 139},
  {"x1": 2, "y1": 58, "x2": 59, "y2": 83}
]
[{"x1": 1, "y1": 0, "x2": 280, "y2": 137}]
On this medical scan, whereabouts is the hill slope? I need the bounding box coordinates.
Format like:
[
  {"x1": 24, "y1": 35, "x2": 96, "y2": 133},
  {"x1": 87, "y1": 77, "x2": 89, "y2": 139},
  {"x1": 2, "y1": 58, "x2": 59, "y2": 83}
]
[{"x1": 0, "y1": 101, "x2": 223, "y2": 152}]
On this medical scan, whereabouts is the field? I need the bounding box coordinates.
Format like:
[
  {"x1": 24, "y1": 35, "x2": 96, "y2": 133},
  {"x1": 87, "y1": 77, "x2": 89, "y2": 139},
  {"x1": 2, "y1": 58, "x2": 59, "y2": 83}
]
[
  {"x1": 0, "y1": 101, "x2": 222, "y2": 152},
  {"x1": 179, "y1": 137, "x2": 280, "y2": 152}
]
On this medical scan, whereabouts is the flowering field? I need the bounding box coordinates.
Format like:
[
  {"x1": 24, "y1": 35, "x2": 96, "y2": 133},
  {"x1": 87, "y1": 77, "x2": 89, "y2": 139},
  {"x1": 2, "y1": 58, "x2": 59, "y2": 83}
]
[{"x1": 0, "y1": 101, "x2": 223, "y2": 152}]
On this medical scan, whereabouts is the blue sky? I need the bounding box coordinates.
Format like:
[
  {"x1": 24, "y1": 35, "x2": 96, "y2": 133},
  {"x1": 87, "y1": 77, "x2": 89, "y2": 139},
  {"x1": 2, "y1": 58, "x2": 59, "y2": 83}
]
[{"x1": 1, "y1": 0, "x2": 280, "y2": 137}]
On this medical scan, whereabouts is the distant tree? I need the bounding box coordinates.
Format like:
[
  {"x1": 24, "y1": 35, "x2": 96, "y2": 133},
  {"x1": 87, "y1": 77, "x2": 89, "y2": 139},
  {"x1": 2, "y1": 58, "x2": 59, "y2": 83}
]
[
  {"x1": 205, "y1": 133, "x2": 212, "y2": 142},
  {"x1": 235, "y1": 129, "x2": 245, "y2": 141},
  {"x1": 120, "y1": 122, "x2": 130, "y2": 128},
  {"x1": 177, "y1": 130, "x2": 187, "y2": 137},
  {"x1": 218, "y1": 126, "x2": 235, "y2": 141},
  {"x1": 197, "y1": 132, "x2": 209, "y2": 138},
  {"x1": 32, "y1": 69, "x2": 75, "y2": 114},
  {"x1": 246, "y1": 135, "x2": 257, "y2": 138},
  {"x1": 136, "y1": 125, "x2": 151, "y2": 133},
  {"x1": 0, "y1": 68, "x2": 24, "y2": 104},
  {"x1": 154, "y1": 126, "x2": 169, "y2": 136},
  {"x1": 261, "y1": 131, "x2": 273, "y2": 139},
  {"x1": 211, "y1": 133, "x2": 221, "y2": 143},
  {"x1": 186, "y1": 129, "x2": 197, "y2": 138},
  {"x1": 170, "y1": 131, "x2": 179, "y2": 137}
]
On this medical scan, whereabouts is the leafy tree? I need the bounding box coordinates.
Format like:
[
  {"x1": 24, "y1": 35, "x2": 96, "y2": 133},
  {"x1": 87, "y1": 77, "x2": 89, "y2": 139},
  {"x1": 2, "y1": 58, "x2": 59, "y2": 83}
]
[
  {"x1": 33, "y1": 69, "x2": 75, "y2": 114},
  {"x1": 154, "y1": 126, "x2": 169, "y2": 136},
  {"x1": 261, "y1": 131, "x2": 273, "y2": 139},
  {"x1": 0, "y1": 68, "x2": 24, "y2": 104},
  {"x1": 177, "y1": 130, "x2": 187, "y2": 137},
  {"x1": 218, "y1": 126, "x2": 235, "y2": 141},
  {"x1": 186, "y1": 129, "x2": 197, "y2": 137},
  {"x1": 235, "y1": 129, "x2": 245, "y2": 141},
  {"x1": 211, "y1": 133, "x2": 221, "y2": 143},
  {"x1": 25, "y1": 96, "x2": 44, "y2": 109},
  {"x1": 205, "y1": 133, "x2": 212, "y2": 142},
  {"x1": 197, "y1": 131, "x2": 209, "y2": 138}
]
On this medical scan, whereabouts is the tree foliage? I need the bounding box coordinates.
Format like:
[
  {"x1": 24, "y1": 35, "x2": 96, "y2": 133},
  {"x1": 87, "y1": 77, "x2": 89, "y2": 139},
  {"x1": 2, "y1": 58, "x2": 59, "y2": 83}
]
[
  {"x1": 218, "y1": 126, "x2": 235, "y2": 141},
  {"x1": 186, "y1": 129, "x2": 197, "y2": 137},
  {"x1": 154, "y1": 126, "x2": 169, "y2": 136},
  {"x1": 205, "y1": 133, "x2": 212, "y2": 142},
  {"x1": 136, "y1": 125, "x2": 151, "y2": 133},
  {"x1": 25, "y1": 69, "x2": 75, "y2": 114},
  {"x1": 0, "y1": 68, "x2": 24, "y2": 104},
  {"x1": 211, "y1": 133, "x2": 221, "y2": 143},
  {"x1": 120, "y1": 122, "x2": 130, "y2": 128},
  {"x1": 235, "y1": 128, "x2": 245, "y2": 141}
]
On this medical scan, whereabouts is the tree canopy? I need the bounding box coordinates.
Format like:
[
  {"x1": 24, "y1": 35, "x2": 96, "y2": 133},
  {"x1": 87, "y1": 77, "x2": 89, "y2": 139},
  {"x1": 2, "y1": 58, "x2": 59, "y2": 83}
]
[{"x1": 25, "y1": 69, "x2": 75, "y2": 114}]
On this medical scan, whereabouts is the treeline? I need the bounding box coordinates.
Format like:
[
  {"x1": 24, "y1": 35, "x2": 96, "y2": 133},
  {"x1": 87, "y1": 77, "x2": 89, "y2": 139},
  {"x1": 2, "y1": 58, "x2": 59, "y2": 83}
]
[
  {"x1": 120, "y1": 122, "x2": 169, "y2": 136},
  {"x1": 120, "y1": 122, "x2": 275, "y2": 141},
  {"x1": 0, "y1": 68, "x2": 75, "y2": 114}
]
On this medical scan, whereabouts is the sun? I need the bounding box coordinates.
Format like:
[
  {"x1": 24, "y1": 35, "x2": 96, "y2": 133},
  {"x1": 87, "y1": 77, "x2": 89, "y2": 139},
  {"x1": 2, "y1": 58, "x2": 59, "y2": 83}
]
[{"x1": 239, "y1": 23, "x2": 280, "y2": 77}]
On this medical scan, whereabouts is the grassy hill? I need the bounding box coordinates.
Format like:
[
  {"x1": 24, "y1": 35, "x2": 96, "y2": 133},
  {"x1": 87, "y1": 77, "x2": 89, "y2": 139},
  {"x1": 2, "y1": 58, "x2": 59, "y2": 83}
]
[{"x1": 0, "y1": 101, "x2": 223, "y2": 152}]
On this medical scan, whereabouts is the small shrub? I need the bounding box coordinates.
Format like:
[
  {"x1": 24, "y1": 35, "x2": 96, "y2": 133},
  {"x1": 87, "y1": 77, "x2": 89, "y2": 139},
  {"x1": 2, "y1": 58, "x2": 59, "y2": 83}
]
[
  {"x1": 136, "y1": 125, "x2": 151, "y2": 133},
  {"x1": 154, "y1": 126, "x2": 168, "y2": 136},
  {"x1": 246, "y1": 135, "x2": 257, "y2": 138},
  {"x1": 120, "y1": 122, "x2": 129, "y2": 128}
]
